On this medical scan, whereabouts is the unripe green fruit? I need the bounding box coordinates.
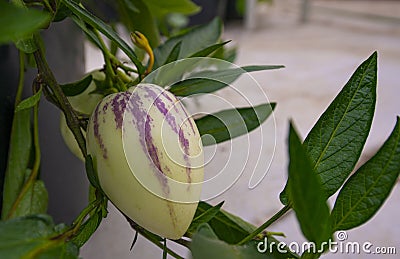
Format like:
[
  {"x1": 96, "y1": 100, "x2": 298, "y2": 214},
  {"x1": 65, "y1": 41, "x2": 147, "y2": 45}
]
[
  {"x1": 86, "y1": 83, "x2": 204, "y2": 239},
  {"x1": 60, "y1": 70, "x2": 104, "y2": 160}
]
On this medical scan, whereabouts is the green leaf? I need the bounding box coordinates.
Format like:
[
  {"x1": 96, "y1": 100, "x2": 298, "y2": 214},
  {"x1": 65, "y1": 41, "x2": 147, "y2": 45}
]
[
  {"x1": 36, "y1": 241, "x2": 79, "y2": 259},
  {"x1": 190, "y1": 224, "x2": 290, "y2": 259},
  {"x1": 194, "y1": 202, "x2": 250, "y2": 244},
  {"x1": 191, "y1": 224, "x2": 266, "y2": 259},
  {"x1": 15, "y1": 88, "x2": 42, "y2": 112},
  {"x1": 211, "y1": 44, "x2": 237, "y2": 63},
  {"x1": 116, "y1": 0, "x2": 160, "y2": 48},
  {"x1": 189, "y1": 41, "x2": 231, "y2": 58},
  {"x1": 331, "y1": 116, "x2": 400, "y2": 231},
  {"x1": 287, "y1": 122, "x2": 331, "y2": 247},
  {"x1": 14, "y1": 38, "x2": 38, "y2": 54},
  {"x1": 194, "y1": 203, "x2": 298, "y2": 257},
  {"x1": 169, "y1": 65, "x2": 284, "y2": 96},
  {"x1": 53, "y1": 0, "x2": 80, "y2": 22},
  {"x1": 72, "y1": 211, "x2": 102, "y2": 247},
  {"x1": 1, "y1": 109, "x2": 32, "y2": 220},
  {"x1": 60, "y1": 75, "x2": 93, "y2": 96},
  {"x1": 144, "y1": 0, "x2": 200, "y2": 18},
  {"x1": 164, "y1": 41, "x2": 182, "y2": 65},
  {"x1": 153, "y1": 18, "x2": 222, "y2": 69},
  {"x1": 70, "y1": 15, "x2": 102, "y2": 49},
  {"x1": 12, "y1": 180, "x2": 48, "y2": 219},
  {"x1": 0, "y1": 214, "x2": 78, "y2": 259},
  {"x1": 195, "y1": 103, "x2": 275, "y2": 146},
  {"x1": 62, "y1": 0, "x2": 145, "y2": 74},
  {"x1": 187, "y1": 202, "x2": 224, "y2": 236},
  {"x1": 280, "y1": 52, "x2": 377, "y2": 204},
  {"x1": 0, "y1": 2, "x2": 50, "y2": 45}
]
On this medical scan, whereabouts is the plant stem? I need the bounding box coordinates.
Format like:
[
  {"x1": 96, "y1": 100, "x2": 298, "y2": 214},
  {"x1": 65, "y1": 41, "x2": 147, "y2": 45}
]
[
  {"x1": 64, "y1": 198, "x2": 101, "y2": 238},
  {"x1": 93, "y1": 29, "x2": 115, "y2": 82},
  {"x1": 32, "y1": 36, "x2": 87, "y2": 157},
  {"x1": 237, "y1": 204, "x2": 291, "y2": 245},
  {"x1": 171, "y1": 238, "x2": 191, "y2": 248},
  {"x1": 162, "y1": 238, "x2": 167, "y2": 259},
  {"x1": 93, "y1": 29, "x2": 127, "y2": 92}
]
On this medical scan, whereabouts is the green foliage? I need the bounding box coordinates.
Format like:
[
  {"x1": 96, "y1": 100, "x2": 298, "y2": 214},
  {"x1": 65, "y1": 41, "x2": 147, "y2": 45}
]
[
  {"x1": 189, "y1": 41, "x2": 231, "y2": 58},
  {"x1": 15, "y1": 87, "x2": 42, "y2": 112},
  {"x1": 116, "y1": 0, "x2": 160, "y2": 48},
  {"x1": 12, "y1": 179, "x2": 48, "y2": 219},
  {"x1": 187, "y1": 202, "x2": 224, "y2": 236},
  {"x1": 191, "y1": 224, "x2": 265, "y2": 259},
  {"x1": 60, "y1": 75, "x2": 93, "y2": 97},
  {"x1": 196, "y1": 103, "x2": 275, "y2": 146},
  {"x1": 153, "y1": 18, "x2": 222, "y2": 68},
  {"x1": 71, "y1": 210, "x2": 102, "y2": 247},
  {"x1": 1, "y1": 109, "x2": 32, "y2": 220},
  {"x1": 164, "y1": 41, "x2": 182, "y2": 65},
  {"x1": 287, "y1": 123, "x2": 331, "y2": 248},
  {"x1": 62, "y1": 0, "x2": 145, "y2": 74},
  {"x1": 194, "y1": 202, "x2": 252, "y2": 244},
  {"x1": 331, "y1": 117, "x2": 400, "y2": 230},
  {"x1": 0, "y1": 1, "x2": 50, "y2": 46},
  {"x1": 169, "y1": 65, "x2": 283, "y2": 96},
  {"x1": 84, "y1": 155, "x2": 101, "y2": 191},
  {"x1": 281, "y1": 52, "x2": 377, "y2": 204},
  {"x1": 0, "y1": 215, "x2": 78, "y2": 259}
]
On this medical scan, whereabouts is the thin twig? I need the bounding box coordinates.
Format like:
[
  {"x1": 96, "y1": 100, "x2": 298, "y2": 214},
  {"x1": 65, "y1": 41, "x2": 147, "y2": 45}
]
[
  {"x1": 32, "y1": 36, "x2": 87, "y2": 156},
  {"x1": 237, "y1": 205, "x2": 291, "y2": 245}
]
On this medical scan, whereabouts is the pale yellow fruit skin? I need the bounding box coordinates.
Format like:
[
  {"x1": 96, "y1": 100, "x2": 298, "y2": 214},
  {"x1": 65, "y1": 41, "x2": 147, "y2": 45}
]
[
  {"x1": 86, "y1": 83, "x2": 204, "y2": 239},
  {"x1": 60, "y1": 70, "x2": 104, "y2": 160}
]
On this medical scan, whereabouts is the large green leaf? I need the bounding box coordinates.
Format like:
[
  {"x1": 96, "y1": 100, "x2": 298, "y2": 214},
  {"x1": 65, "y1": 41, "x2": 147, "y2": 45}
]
[
  {"x1": 12, "y1": 180, "x2": 48, "y2": 219},
  {"x1": 153, "y1": 18, "x2": 222, "y2": 69},
  {"x1": 287, "y1": 123, "x2": 331, "y2": 247},
  {"x1": 196, "y1": 103, "x2": 275, "y2": 146},
  {"x1": 0, "y1": 215, "x2": 78, "y2": 259},
  {"x1": 0, "y1": 1, "x2": 50, "y2": 45},
  {"x1": 62, "y1": 0, "x2": 145, "y2": 74},
  {"x1": 1, "y1": 109, "x2": 32, "y2": 220},
  {"x1": 169, "y1": 65, "x2": 283, "y2": 97},
  {"x1": 331, "y1": 116, "x2": 400, "y2": 231},
  {"x1": 281, "y1": 52, "x2": 377, "y2": 203}
]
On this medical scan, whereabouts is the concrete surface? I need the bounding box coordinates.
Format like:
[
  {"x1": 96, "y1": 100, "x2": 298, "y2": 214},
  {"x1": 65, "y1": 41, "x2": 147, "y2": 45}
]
[{"x1": 81, "y1": 1, "x2": 400, "y2": 258}]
